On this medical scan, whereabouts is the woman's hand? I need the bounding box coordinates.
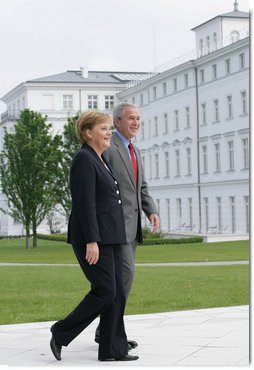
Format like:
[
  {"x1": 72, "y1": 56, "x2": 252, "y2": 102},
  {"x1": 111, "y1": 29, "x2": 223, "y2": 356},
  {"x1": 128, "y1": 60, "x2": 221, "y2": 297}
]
[{"x1": 86, "y1": 242, "x2": 99, "y2": 265}]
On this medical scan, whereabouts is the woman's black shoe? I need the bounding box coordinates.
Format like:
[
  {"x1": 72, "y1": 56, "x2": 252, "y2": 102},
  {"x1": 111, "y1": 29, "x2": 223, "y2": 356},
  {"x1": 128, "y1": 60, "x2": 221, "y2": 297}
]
[{"x1": 50, "y1": 336, "x2": 62, "y2": 361}]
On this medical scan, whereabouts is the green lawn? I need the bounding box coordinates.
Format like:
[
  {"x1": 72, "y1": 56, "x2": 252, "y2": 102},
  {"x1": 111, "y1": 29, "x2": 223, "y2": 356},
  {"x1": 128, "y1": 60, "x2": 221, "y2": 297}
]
[
  {"x1": 0, "y1": 238, "x2": 249, "y2": 325},
  {"x1": 0, "y1": 238, "x2": 249, "y2": 263},
  {"x1": 0, "y1": 264, "x2": 249, "y2": 325}
]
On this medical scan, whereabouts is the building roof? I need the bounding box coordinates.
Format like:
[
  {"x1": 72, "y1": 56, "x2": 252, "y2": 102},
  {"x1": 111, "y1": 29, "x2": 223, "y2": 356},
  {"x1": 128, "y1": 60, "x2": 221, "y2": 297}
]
[
  {"x1": 191, "y1": 2, "x2": 249, "y2": 31},
  {"x1": 26, "y1": 70, "x2": 153, "y2": 84},
  {"x1": 219, "y1": 10, "x2": 249, "y2": 18}
]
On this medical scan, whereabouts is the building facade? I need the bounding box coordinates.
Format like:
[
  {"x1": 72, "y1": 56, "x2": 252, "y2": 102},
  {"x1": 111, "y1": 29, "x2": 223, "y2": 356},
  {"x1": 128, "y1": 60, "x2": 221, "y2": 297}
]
[
  {"x1": 117, "y1": 3, "x2": 249, "y2": 238},
  {"x1": 0, "y1": 2, "x2": 249, "y2": 238}
]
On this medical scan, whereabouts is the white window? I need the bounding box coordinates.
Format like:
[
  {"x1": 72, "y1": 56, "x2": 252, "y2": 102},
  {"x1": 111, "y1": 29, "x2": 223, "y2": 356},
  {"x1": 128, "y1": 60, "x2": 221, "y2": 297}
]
[
  {"x1": 239, "y1": 53, "x2": 245, "y2": 69},
  {"x1": 216, "y1": 197, "x2": 222, "y2": 232},
  {"x1": 242, "y1": 138, "x2": 249, "y2": 169},
  {"x1": 227, "y1": 95, "x2": 233, "y2": 119},
  {"x1": 186, "y1": 148, "x2": 192, "y2": 175},
  {"x1": 163, "y1": 113, "x2": 168, "y2": 134},
  {"x1": 174, "y1": 110, "x2": 179, "y2": 130},
  {"x1": 175, "y1": 149, "x2": 180, "y2": 176},
  {"x1": 213, "y1": 32, "x2": 217, "y2": 49},
  {"x1": 215, "y1": 143, "x2": 221, "y2": 172},
  {"x1": 173, "y1": 78, "x2": 177, "y2": 92},
  {"x1": 164, "y1": 151, "x2": 170, "y2": 177},
  {"x1": 154, "y1": 116, "x2": 158, "y2": 136},
  {"x1": 228, "y1": 141, "x2": 234, "y2": 170},
  {"x1": 200, "y1": 69, "x2": 205, "y2": 83},
  {"x1": 163, "y1": 82, "x2": 167, "y2": 96},
  {"x1": 166, "y1": 199, "x2": 170, "y2": 231},
  {"x1": 148, "y1": 119, "x2": 151, "y2": 139},
  {"x1": 225, "y1": 59, "x2": 231, "y2": 74},
  {"x1": 185, "y1": 106, "x2": 190, "y2": 128},
  {"x1": 88, "y1": 95, "x2": 98, "y2": 109},
  {"x1": 201, "y1": 103, "x2": 206, "y2": 125},
  {"x1": 140, "y1": 94, "x2": 143, "y2": 106},
  {"x1": 132, "y1": 97, "x2": 135, "y2": 105},
  {"x1": 241, "y1": 91, "x2": 248, "y2": 115},
  {"x1": 202, "y1": 145, "x2": 208, "y2": 173},
  {"x1": 156, "y1": 199, "x2": 160, "y2": 217},
  {"x1": 230, "y1": 196, "x2": 236, "y2": 233},
  {"x1": 176, "y1": 198, "x2": 182, "y2": 227},
  {"x1": 104, "y1": 95, "x2": 114, "y2": 109},
  {"x1": 184, "y1": 73, "x2": 189, "y2": 88},
  {"x1": 204, "y1": 197, "x2": 209, "y2": 232},
  {"x1": 214, "y1": 99, "x2": 219, "y2": 121},
  {"x1": 140, "y1": 121, "x2": 145, "y2": 141},
  {"x1": 206, "y1": 36, "x2": 210, "y2": 52},
  {"x1": 149, "y1": 153, "x2": 152, "y2": 179},
  {"x1": 154, "y1": 153, "x2": 159, "y2": 178},
  {"x1": 212, "y1": 64, "x2": 217, "y2": 79},
  {"x1": 153, "y1": 86, "x2": 157, "y2": 100},
  {"x1": 188, "y1": 198, "x2": 193, "y2": 228},
  {"x1": 231, "y1": 30, "x2": 240, "y2": 43},
  {"x1": 244, "y1": 196, "x2": 249, "y2": 233}
]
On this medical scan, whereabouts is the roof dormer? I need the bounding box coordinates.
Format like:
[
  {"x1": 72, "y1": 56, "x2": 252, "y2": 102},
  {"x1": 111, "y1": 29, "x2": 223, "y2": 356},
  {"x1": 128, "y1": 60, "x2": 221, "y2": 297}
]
[{"x1": 191, "y1": 1, "x2": 249, "y2": 57}]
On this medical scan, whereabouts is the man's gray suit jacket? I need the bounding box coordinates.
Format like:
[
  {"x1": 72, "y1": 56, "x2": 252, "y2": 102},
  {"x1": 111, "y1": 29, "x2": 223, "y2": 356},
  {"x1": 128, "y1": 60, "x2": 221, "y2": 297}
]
[{"x1": 104, "y1": 132, "x2": 158, "y2": 243}]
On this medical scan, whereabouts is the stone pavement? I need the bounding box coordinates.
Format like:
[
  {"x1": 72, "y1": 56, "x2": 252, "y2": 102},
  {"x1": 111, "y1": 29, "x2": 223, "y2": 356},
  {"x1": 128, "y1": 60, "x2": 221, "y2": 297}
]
[{"x1": 0, "y1": 305, "x2": 249, "y2": 367}]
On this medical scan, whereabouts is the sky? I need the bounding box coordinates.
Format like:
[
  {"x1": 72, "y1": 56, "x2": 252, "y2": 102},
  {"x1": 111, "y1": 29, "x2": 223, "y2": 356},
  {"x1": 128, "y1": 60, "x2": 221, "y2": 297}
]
[{"x1": 0, "y1": 0, "x2": 250, "y2": 115}]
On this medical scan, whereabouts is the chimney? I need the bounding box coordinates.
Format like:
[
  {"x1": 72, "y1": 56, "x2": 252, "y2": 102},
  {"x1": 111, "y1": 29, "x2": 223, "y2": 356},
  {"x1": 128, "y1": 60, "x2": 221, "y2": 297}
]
[{"x1": 80, "y1": 66, "x2": 88, "y2": 78}]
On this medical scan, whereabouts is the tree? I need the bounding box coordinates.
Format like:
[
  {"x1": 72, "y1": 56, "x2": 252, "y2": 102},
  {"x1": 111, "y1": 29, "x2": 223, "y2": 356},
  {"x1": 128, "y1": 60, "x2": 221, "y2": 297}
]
[
  {"x1": 54, "y1": 114, "x2": 80, "y2": 217},
  {"x1": 0, "y1": 109, "x2": 62, "y2": 248}
]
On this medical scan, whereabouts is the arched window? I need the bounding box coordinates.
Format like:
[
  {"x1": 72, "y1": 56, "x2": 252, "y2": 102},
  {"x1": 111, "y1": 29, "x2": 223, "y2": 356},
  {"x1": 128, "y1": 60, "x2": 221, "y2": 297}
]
[
  {"x1": 231, "y1": 30, "x2": 240, "y2": 43},
  {"x1": 206, "y1": 35, "x2": 210, "y2": 52},
  {"x1": 213, "y1": 32, "x2": 217, "y2": 50}
]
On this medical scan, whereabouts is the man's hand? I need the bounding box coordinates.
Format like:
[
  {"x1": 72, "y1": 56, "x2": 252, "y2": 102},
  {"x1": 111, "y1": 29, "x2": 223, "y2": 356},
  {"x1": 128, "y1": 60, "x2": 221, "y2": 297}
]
[
  {"x1": 86, "y1": 242, "x2": 99, "y2": 265},
  {"x1": 149, "y1": 214, "x2": 160, "y2": 233}
]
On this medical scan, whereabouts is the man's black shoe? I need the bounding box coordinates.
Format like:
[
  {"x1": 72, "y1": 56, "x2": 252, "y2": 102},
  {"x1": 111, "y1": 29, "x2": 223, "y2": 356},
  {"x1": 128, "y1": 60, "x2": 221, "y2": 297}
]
[
  {"x1": 128, "y1": 340, "x2": 138, "y2": 349},
  {"x1": 50, "y1": 335, "x2": 62, "y2": 361},
  {"x1": 94, "y1": 335, "x2": 138, "y2": 351},
  {"x1": 100, "y1": 354, "x2": 139, "y2": 361}
]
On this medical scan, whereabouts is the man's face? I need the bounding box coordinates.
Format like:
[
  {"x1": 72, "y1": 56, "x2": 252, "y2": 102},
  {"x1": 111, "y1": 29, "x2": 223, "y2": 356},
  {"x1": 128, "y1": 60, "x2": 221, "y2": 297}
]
[{"x1": 114, "y1": 106, "x2": 141, "y2": 141}]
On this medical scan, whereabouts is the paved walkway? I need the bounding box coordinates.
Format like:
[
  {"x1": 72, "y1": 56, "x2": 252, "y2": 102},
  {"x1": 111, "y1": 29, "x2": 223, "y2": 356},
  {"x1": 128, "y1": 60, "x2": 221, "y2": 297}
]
[{"x1": 0, "y1": 305, "x2": 249, "y2": 366}]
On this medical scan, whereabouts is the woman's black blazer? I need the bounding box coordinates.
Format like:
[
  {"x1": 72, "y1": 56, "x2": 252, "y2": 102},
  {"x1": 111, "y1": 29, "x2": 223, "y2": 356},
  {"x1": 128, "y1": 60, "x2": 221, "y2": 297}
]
[{"x1": 67, "y1": 144, "x2": 126, "y2": 247}]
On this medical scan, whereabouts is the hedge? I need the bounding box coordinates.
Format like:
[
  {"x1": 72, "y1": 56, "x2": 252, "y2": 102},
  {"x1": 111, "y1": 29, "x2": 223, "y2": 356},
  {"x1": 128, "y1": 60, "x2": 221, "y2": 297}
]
[
  {"x1": 139, "y1": 237, "x2": 203, "y2": 245},
  {"x1": 37, "y1": 234, "x2": 203, "y2": 245}
]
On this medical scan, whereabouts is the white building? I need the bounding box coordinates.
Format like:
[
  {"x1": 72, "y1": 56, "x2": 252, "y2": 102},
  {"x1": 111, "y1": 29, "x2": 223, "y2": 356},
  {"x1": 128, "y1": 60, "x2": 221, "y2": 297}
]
[
  {"x1": 118, "y1": 1, "x2": 249, "y2": 240},
  {"x1": 0, "y1": 70, "x2": 152, "y2": 235},
  {"x1": 0, "y1": 2, "x2": 249, "y2": 239}
]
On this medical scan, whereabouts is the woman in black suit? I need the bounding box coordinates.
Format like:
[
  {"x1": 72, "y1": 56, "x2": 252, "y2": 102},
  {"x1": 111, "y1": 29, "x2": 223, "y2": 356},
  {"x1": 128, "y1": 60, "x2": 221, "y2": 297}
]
[{"x1": 50, "y1": 110, "x2": 138, "y2": 362}]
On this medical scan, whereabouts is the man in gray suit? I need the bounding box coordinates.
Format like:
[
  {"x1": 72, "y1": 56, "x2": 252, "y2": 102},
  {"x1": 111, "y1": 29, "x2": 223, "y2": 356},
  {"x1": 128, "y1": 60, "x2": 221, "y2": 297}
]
[{"x1": 95, "y1": 102, "x2": 160, "y2": 349}]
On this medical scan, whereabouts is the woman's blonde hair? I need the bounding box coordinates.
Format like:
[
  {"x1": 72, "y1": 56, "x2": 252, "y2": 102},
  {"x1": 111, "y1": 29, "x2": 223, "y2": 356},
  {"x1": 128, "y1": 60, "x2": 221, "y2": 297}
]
[{"x1": 75, "y1": 110, "x2": 112, "y2": 144}]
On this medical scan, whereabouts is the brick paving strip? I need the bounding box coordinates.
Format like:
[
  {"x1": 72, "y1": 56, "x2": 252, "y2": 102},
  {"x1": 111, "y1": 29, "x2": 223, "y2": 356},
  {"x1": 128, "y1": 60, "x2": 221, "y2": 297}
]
[{"x1": 0, "y1": 261, "x2": 249, "y2": 267}]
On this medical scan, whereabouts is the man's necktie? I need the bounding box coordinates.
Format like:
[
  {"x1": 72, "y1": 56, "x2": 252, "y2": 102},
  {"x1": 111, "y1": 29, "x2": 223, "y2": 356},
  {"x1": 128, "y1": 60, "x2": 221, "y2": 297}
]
[{"x1": 128, "y1": 142, "x2": 138, "y2": 185}]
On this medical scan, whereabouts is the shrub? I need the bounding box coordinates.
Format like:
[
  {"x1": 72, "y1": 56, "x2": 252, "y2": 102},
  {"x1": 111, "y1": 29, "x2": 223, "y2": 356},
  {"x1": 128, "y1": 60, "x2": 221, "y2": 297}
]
[
  {"x1": 142, "y1": 227, "x2": 162, "y2": 239},
  {"x1": 140, "y1": 237, "x2": 203, "y2": 245},
  {"x1": 37, "y1": 233, "x2": 67, "y2": 242},
  {"x1": 37, "y1": 234, "x2": 203, "y2": 245}
]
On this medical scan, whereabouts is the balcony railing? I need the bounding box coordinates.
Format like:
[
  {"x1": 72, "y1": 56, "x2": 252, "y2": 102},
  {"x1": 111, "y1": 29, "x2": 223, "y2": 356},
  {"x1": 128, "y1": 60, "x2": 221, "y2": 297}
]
[{"x1": 1, "y1": 111, "x2": 20, "y2": 124}]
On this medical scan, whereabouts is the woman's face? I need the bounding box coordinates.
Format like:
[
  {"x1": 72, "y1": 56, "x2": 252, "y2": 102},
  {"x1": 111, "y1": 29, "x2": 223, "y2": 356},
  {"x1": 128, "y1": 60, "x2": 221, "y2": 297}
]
[{"x1": 86, "y1": 120, "x2": 112, "y2": 155}]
